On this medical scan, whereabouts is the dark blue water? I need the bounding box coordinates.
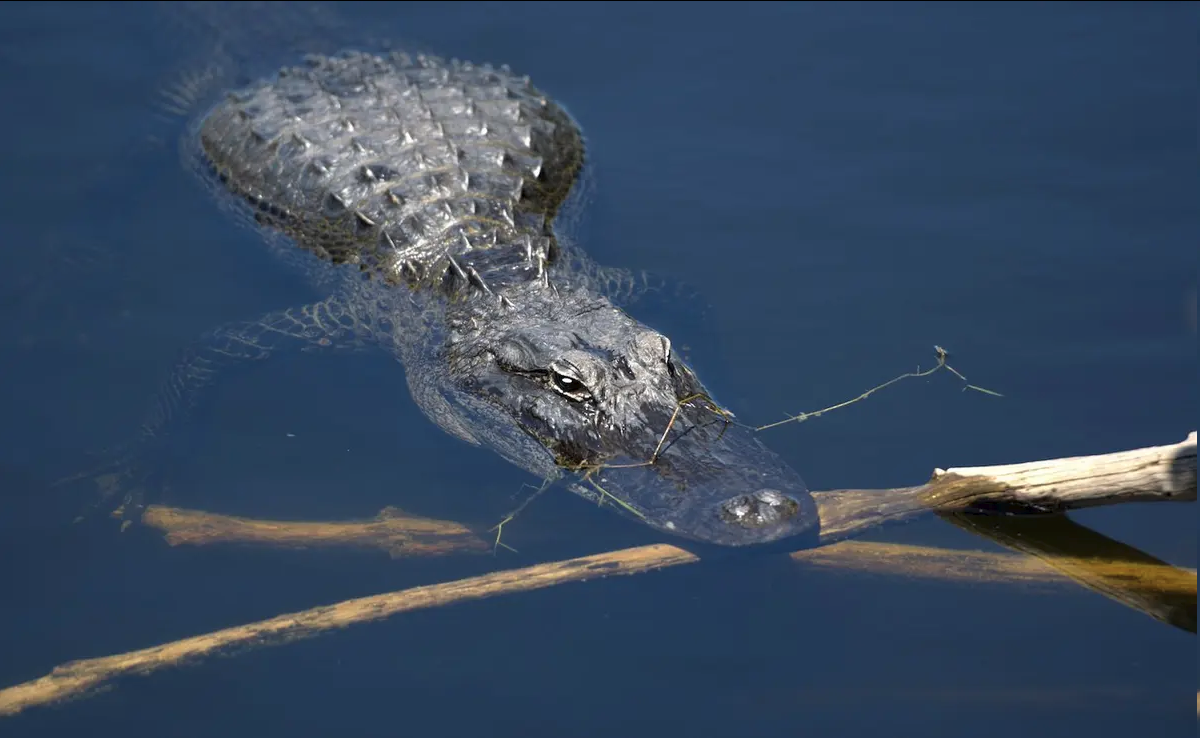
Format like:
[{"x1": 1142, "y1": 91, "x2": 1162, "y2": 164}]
[{"x1": 1, "y1": 2, "x2": 1195, "y2": 735}]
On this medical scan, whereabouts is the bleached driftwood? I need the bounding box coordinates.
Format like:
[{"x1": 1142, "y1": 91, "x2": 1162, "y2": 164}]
[
  {"x1": 813, "y1": 431, "x2": 1196, "y2": 542},
  {"x1": 932, "y1": 430, "x2": 1196, "y2": 507},
  {"x1": 1, "y1": 432, "x2": 1193, "y2": 718}
]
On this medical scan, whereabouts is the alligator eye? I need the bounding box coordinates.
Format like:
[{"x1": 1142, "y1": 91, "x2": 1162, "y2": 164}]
[{"x1": 551, "y1": 371, "x2": 590, "y2": 401}]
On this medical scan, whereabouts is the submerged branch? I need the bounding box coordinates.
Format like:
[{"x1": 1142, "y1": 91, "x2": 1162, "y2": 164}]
[
  {"x1": 2, "y1": 432, "x2": 1193, "y2": 717},
  {"x1": 2, "y1": 536, "x2": 1192, "y2": 718},
  {"x1": 140, "y1": 505, "x2": 487, "y2": 557},
  {"x1": 135, "y1": 432, "x2": 1196, "y2": 554}
]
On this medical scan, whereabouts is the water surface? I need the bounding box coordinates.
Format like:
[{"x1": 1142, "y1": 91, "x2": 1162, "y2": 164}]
[{"x1": 0, "y1": 2, "x2": 1194, "y2": 736}]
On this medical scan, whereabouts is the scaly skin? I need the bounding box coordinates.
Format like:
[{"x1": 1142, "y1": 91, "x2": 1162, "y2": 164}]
[{"x1": 108, "y1": 50, "x2": 818, "y2": 548}]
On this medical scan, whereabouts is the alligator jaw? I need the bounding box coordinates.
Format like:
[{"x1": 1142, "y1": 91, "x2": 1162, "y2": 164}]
[{"x1": 433, "y1": 278, "x2": 818, "y2": 548}]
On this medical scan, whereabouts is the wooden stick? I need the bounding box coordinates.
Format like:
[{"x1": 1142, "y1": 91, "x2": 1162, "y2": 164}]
[
  {"x1": 137, "y1": 503, "x2": 1196, "y2": 595},
  {"x1": 812, "y1": 431, "x2": 1195, "y2": 542},
  {"x1": 932, "y1": 430, "x2": 1197, "y2": 507},
  {"x1": 140, "y1": 504, "x2": 487, "y2": 557},
  {"x1": 1, "y1": 536, "x2": 1191, "y2": 718},
  {"x1": 3, "y1": 432, "x2": 1193, "y2": 717},
  {"x1": 136, "y1": 432, "x2": 1196, "y2": 552},
  {"x1": 0, "y1": 544, "x2": 697, "y2": 717}
]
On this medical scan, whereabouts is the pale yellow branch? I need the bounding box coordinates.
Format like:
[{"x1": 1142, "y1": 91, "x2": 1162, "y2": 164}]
[
  {"x1": 3, "y1": 433, "x2": 1192, "y2": 718},
  {"x1": 2, "y1": 536, "x2": 1192, "y2": 718},
  {"x1": 141, "y1": 504, "x2": 486, "y2": 557},
  {"x1": 0, "y1": 544, "x2": 696, "y2": 717}
]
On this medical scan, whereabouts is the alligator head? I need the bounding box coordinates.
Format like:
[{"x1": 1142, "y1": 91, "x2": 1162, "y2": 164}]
[{"x1": 421, "y1": 283, "x2": 818, "y2": 548}]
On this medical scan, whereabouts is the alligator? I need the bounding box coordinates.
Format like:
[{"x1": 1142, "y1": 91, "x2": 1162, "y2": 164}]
[{"x1": 106, "y1": 49, "x2": 819, "y2": 548}]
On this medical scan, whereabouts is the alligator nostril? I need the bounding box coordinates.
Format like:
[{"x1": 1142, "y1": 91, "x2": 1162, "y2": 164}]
[
  {"x1": 754, "y1": 488, "x2": 787, "y2": 506},
  {"x1": 719, "y1": 489, "x2": 801, "y2": 528}
]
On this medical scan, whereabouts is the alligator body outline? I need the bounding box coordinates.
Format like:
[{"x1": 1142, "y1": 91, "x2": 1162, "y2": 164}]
[{"x1": 107, "y1": 48, "x2": 819, "y2": 548}]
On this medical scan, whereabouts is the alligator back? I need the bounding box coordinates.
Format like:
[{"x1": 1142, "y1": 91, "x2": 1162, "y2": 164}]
[{"x1": 197, "y1": 50, "x2": 585, "y2": 293}]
